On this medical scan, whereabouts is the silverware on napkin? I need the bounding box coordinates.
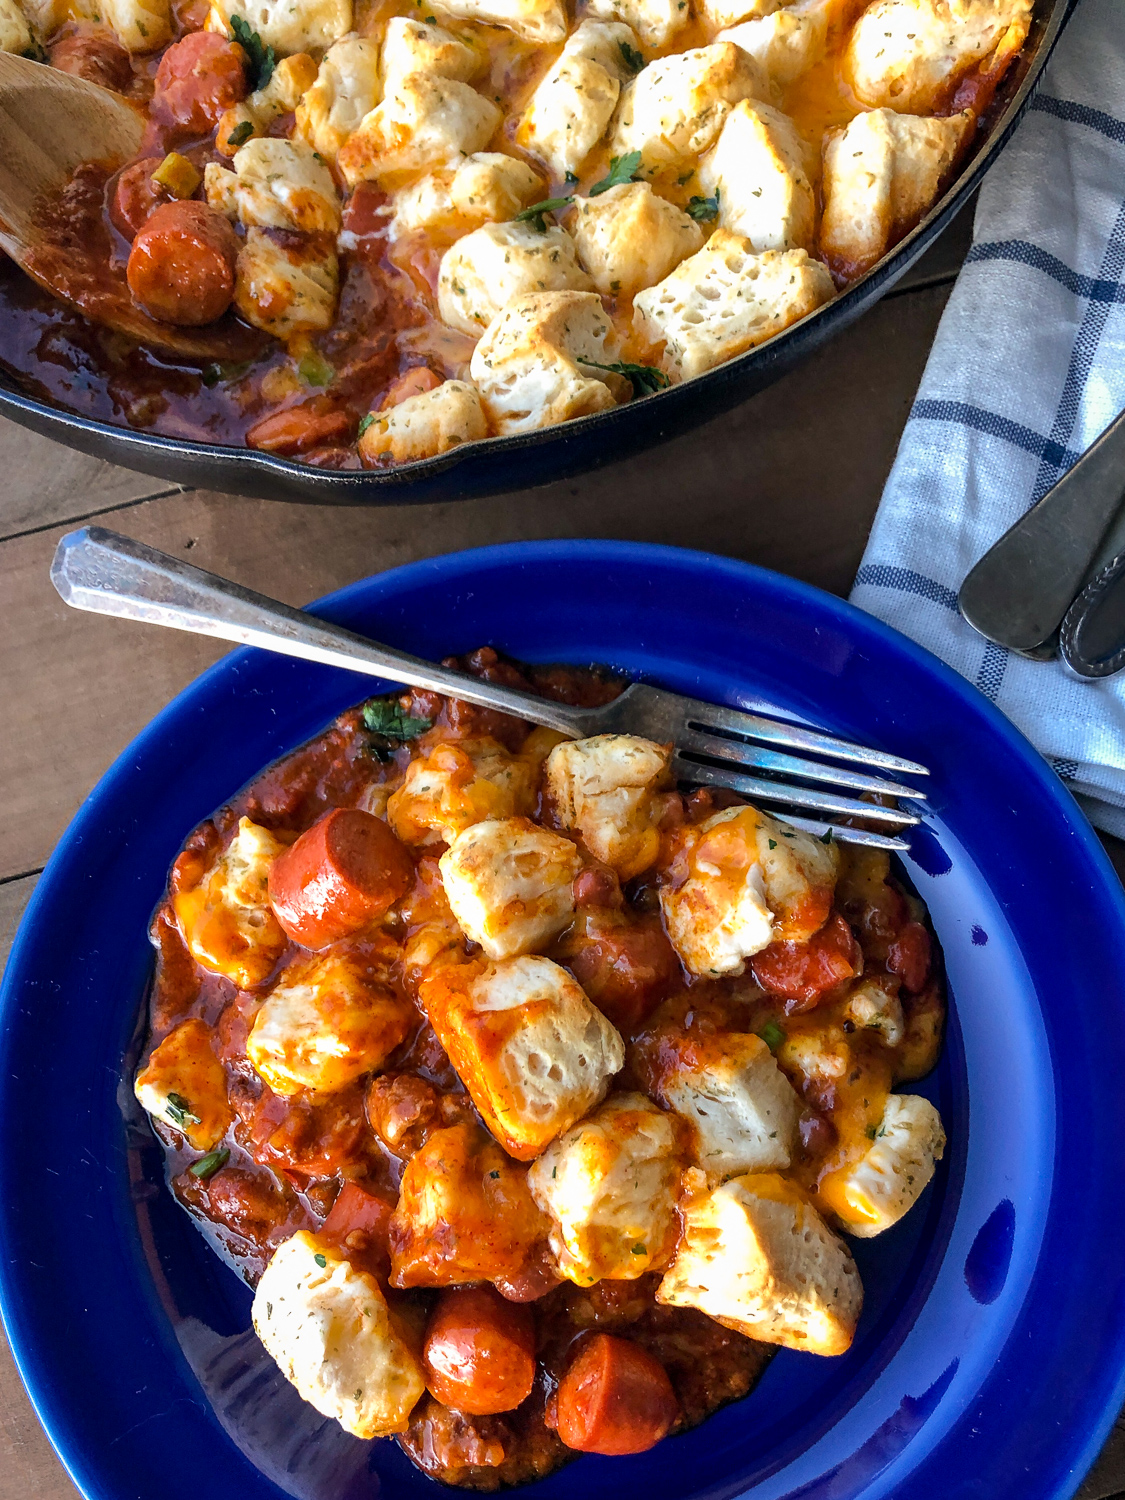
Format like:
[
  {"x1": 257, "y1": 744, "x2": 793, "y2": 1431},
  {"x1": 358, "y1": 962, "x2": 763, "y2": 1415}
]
[{"x1": 958, "y1": 405, "x2": 1125, "y2": 676}]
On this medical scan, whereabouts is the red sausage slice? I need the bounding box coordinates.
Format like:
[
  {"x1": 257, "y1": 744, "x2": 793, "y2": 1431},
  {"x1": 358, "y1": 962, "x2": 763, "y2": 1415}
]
[
  {"x1": 50, "y1": 26, "x2": 133, "y2": 92},
  {"x1": 148, "y1": 31, "x2": 248, "y2": 146},
  {"x1": 423, "y1": 1286, "x2": 536, "y2": 1415},
  {"x1": 110, "y1": 159, "x2": 170, "y2": 242},
  {"x1": 126, "y1": 200, "x2": 239, "y2": 326},
  {"x1": 555, "y1": 1334, "x2": 679, "y2": 1456},
  {"x1": 268, "y1": 808, "x2": 414, "y2": 948}
]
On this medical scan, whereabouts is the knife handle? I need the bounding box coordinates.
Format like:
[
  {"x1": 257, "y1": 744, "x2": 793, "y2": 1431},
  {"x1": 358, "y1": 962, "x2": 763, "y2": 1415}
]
[{"x1": 958, "y1": 405, "x2": 1125, "y2": 652}]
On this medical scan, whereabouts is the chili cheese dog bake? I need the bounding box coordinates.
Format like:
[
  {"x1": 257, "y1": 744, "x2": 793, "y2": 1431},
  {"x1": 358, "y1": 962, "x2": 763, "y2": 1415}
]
[
  {"x1": 0, "y1": 0, "x2": 1029, "y2": 464},
  {"x1": 134, "y1": 651, "x2": 946, "y2": 1488}
]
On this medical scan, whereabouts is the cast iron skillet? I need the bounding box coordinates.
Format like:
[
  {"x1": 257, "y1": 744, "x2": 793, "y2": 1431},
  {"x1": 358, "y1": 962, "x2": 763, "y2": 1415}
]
[{"x1": 0, "y1": 0, "x2": 1073, "y2": 505}]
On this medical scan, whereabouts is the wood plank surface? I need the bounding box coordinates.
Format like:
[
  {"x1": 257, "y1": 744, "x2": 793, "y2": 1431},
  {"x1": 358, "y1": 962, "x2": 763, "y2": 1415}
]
[{"x1": 5, "y1": 195, "x2": 1124, "y2": 1500}]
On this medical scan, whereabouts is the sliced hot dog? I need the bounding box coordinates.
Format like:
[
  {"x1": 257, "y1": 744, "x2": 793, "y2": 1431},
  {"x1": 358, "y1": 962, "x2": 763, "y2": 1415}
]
[
  {"x1": 423, "y1": 1286, "x2": 536, "y2": 1415},
  {"x1": 50, "y1": 26, "x2": 133, "y2": 92},
  {"x1": 555, "y1": 1333, "x2": 678, "y2": 1456},
  {"x1": 110, "y1": 159, "x2": 170, "y2": 241},
  {"x1": 126, "y1": 200, "x2": 238, "y2": 326},
  {"x1": 268, "y1": 807, "x2": 414, "y2": 948},
  {"x1": 148, "y1": 31, "x2": 248, "y2": 146}
]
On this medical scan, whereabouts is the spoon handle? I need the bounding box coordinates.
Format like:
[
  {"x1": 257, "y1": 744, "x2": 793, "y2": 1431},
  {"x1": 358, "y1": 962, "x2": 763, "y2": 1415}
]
[
  {"x1": 49, "y1": 526, "x2": 585, "y2": 734},
  {"x1": 958, "y1": 405, "x2": 1125, "y2": 652}
]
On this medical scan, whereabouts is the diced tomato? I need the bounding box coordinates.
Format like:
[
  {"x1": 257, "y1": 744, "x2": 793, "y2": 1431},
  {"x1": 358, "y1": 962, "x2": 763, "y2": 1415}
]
[
  {"x1": 319, "y1": 1179, "x2": 394, "y2": 1279},
  {"x1": 887, "y1": 920, "x2": 932, "y2": 994},
  {"x1": 751, "y1": 912, "x2": 862, "y2": 1013},
  {"x1": 562, "y1": 909, "x2": 681, "y2": 1032}
]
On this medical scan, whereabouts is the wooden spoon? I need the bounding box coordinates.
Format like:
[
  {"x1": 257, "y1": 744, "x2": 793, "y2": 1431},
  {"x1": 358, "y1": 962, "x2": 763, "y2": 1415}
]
[{"x1": 0, "y1": 52, "x2": 265, "y2": 362}]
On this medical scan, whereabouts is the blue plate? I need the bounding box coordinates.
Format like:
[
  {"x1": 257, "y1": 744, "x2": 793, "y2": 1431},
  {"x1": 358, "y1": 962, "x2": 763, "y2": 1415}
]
[{"x1": 3, "y1": 540, "x2": 1124, "y2": 1500}]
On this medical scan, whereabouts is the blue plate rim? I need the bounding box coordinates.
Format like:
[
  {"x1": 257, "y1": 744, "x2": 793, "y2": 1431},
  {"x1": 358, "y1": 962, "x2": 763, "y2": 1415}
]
[{"x1": 3, "y1": 536, "x2": 1124, "y2": 1500}]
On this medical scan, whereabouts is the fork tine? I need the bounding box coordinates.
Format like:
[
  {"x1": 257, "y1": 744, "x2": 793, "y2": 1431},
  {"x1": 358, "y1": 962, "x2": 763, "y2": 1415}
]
[
  {"x1": 761, "y1": 812, "x2": 911, "y2": 853},
  {"x1": 683, "y1": 703, "x2": 929, "y2": 777},
  {"x1": 671, "y1": 756, "x2": 921, "y2": 827},
  {"x1": 676, "y1": 728, "x2": 928, "y2": 800}
]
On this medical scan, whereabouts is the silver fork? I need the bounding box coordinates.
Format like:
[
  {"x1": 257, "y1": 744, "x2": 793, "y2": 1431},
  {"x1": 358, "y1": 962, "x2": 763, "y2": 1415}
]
[{"x1": 50, "y1": 527, "x2": 929, "y2": 853}]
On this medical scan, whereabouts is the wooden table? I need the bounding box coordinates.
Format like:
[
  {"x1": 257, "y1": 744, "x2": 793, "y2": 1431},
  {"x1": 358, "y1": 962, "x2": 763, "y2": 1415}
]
[{"x1": 2, "y1": 203, "x2": 1123, "y2": 1499}]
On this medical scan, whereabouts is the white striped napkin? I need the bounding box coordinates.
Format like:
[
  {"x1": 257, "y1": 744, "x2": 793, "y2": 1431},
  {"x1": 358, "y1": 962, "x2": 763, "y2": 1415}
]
[{"x1": 849, "y1": 0, "x2": 1125, "y2": 836}]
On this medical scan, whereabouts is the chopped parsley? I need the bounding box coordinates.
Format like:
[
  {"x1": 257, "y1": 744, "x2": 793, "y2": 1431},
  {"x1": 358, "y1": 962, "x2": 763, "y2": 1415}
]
[
  {"x1": 314, "y1": 1253, "x2": 328, "y2": 1267},
  {"x1": 357, "y1": 412, "x2": 376, "y2": 438},
  {"x1": 768, "y1": 838, "x2": 777, "y2": 849},
  {"x1": 189, "y1": 1148, "x2": 230, "y2": 1180},
  {"x1": 589, "y1": 150, "x2": 643, "y2": 196},
  {"x1": 820, "y1": 827, "x2": 835, "y2": 844},
  {"x1": 362, "y1": 695, "x2": 433, "y2": 740},
  {"x1": 514, "y1": 195, "x2": 574, "y2": 231},
  {"x1": 165, "y1": 1092, "x2": 200, "y2": 1129},
  {"x1": 618, "y1": 39, "x2": 644, "y2": 73},
  {"x1": 230, "y1": 14, "x2": 275, "y2": 91},
  {"x1": 676, "y1": 169, "x2": 694, "y2": 186},
  {"x1": 228, "y1": 119, "x2": 255, "y2": 148},
  {"x1": 564, "y1": 170, "x2": 579, "y2": 185},
  {"x1": 630, "y1": 1243, "x2": 646, "y2": 1255},
  {"x1": 758, "y1": 1021, "x2": 786, "y2": 1052},
  {"x1": 580, "y1": 358, "x2": 670, "y2": 397},
  {"x1": 686, "y1": 193, "x2": 720, "y2": 221}
]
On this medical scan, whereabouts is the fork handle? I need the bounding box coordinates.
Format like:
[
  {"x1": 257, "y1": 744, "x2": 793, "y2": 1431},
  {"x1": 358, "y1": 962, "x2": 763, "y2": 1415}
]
[{"x1": 50, "y1": 527, "x2": 587, "y2": 735}]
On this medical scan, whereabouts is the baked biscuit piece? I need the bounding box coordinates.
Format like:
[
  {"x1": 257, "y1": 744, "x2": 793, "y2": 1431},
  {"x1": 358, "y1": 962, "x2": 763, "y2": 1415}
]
[
  {"x1": 717, "y1": 0, "x2": 831, "y2": 89},
  {"x1": 388, "y1": 1120, "x2": 550, "y2": 1283},
  {"x1": 527, "y1": 1093, "x2": 682, "y2": 1283},
  {"x1": 439, "y1": 816, "x2": 582, "y2": 958},
  {"x1": 246, "y1": 945, "x2": 414, "y2": 1095},
  {"x1": 389, "y1": 154, "x2": 543, "y2": 239},
  {"x1": 437, "y1": 221, "x2": 593, "y2": 338},
  {"x1": 134, "y1": 1017, "x2": 233, "y2": 1151},
  {"x1": 610, "y1": 43, "x2": 765, "y2": 171},
  {"x1": 101, "y1": 0, "x2": 170, "y2": 50},
  {"x1": 425, "y1": 0, "x2": 566, "y2": 42},
  {"x1": 633, "y1": 231, "x2": 833, "y2": 381},
  {"x1": 387, "y1": 737, "x2": 538, "y2": 847},
  {"x1": 208, "y1": 0, "x2": 351, "y2": 56},
  {"x1": 337, "y1": 73, "x2": 501, "y2": 187},
  {"x1": 585, "y1": 0, "x2": 688, "y2": 49},
  {"x1": 845, "y1": 0, "x2": 1032, "y2": 114},
  {"x1": 821, "y1": 1093, "x2": 945, "y2": 1236},
  {"x1": 645, "y1": 1028, "x2": 801, "y2": 1178},
  {"x1": 0, "y1": 0, "x2": 31, "y2": 51},
  {"x1": 569, "y1": 184, "x2": 704, "y2": 300},
  {"x1": 659, "y1": 803, "x2": 839, "y2": 975},
  {"x1": 697, "y1": 0, "x2": 786, "y2": 32},
  {"x1": 699, "y1": 99, "x2": 816, "y2": 252},
  {"x1": 358, "y1": 380, "x2": 488, "y2": 466},
  {"x1": 545, "y1": 733, "x2": 672, "y2": 877},
  {"x1": 657, "y1": 1172, "x2": 863, "y2": 1354},
  {"x1": 294, "y1": 38, "x2": 381, "y2": 160},
  {"x1": 379, "y1": 14, "x2": 480, "y2": 85},
  {"x1": 421, "y1": 954, "x2": 625, "y2": 1158},
  {"x1": 470, "y1": 290, "x2": 622, "y2": 435},
  {"x1": 234, "y1": 228, "x2": 339, "y2": 337},
  {"x1": 219, "y1": 54, "x2": 321, "y2": 154},
  {"x1": 205, "y1": 138, "x2": 342, "y2": 234},
  {"x1": 820, "y1": 107, "x2": 974, "y2": 278},
  {"x1": 172, "y1": 817, "x2": 289, "y2": 989},
  {"x1": 253, "y1": 1232, "x2": 425, "y2": 1438},
  {"x1": 517, "y1": 19, "x2": 637, "y2": 178}
]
